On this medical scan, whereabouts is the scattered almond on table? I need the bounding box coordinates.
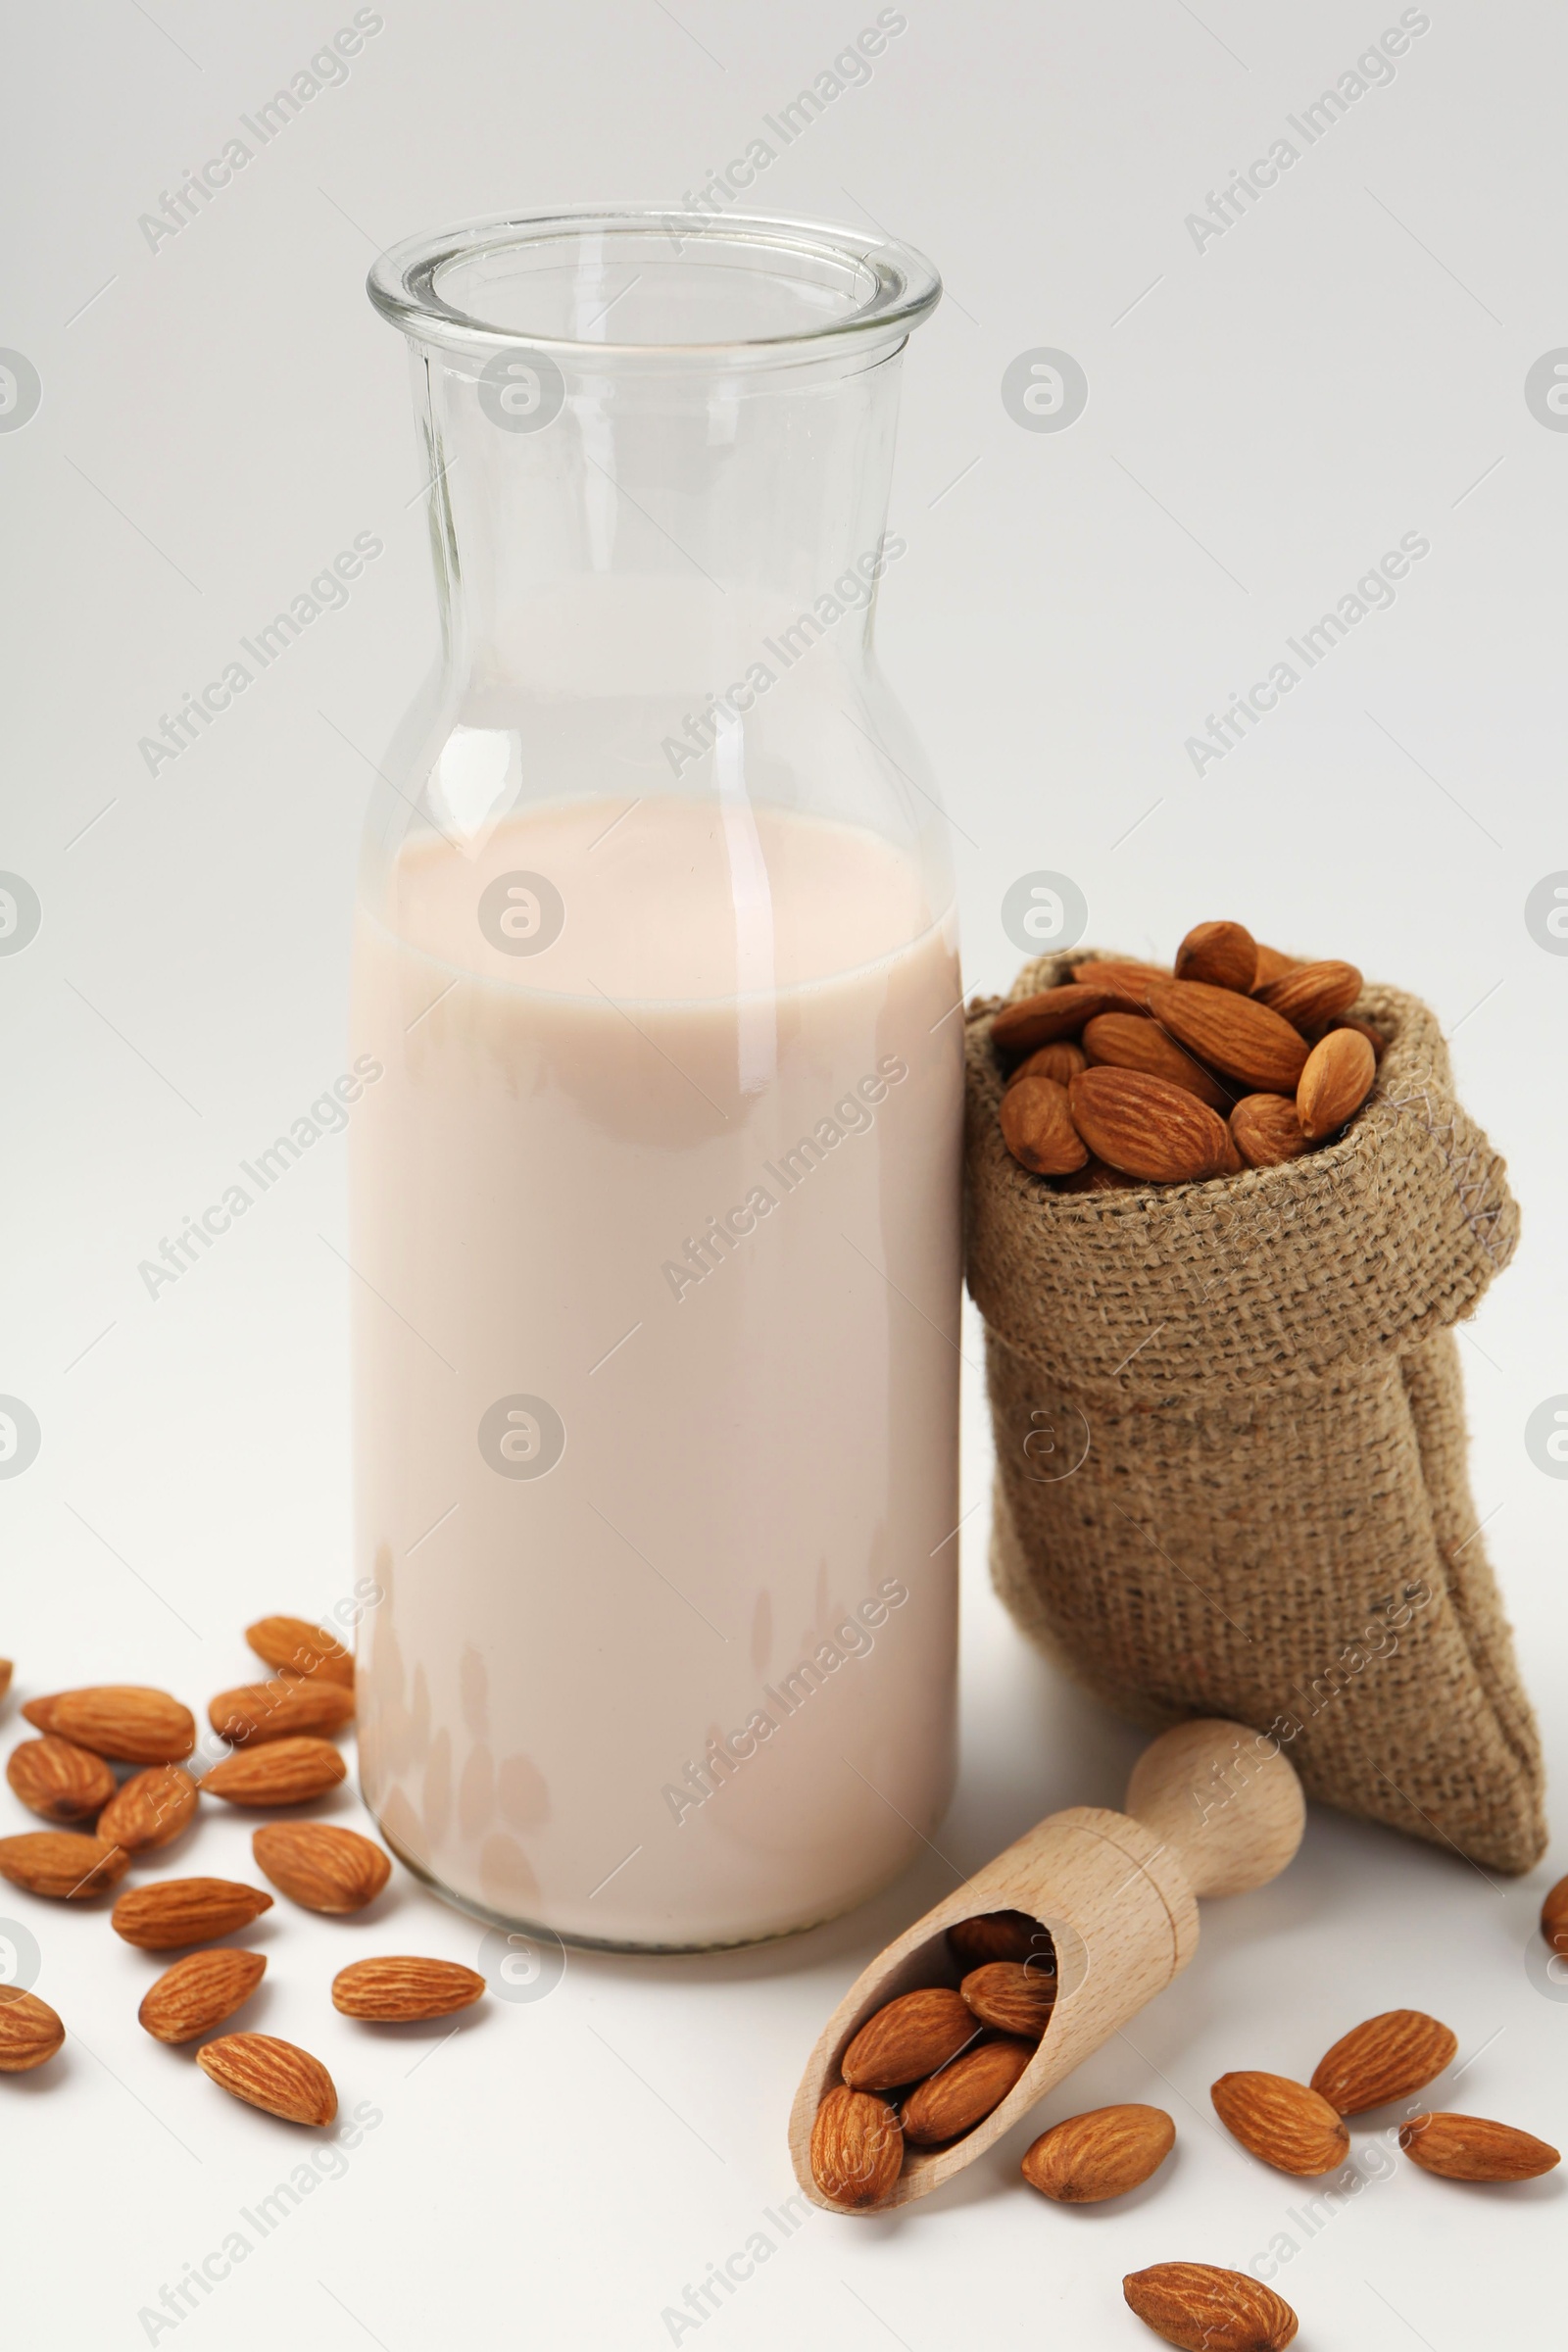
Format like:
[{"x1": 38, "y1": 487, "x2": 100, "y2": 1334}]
[
  {"x1": 1021, "y1": 2103, "x2": 1174, "y2": 2203},
  {"x1": 196, "y1": 2031, "x2": 338, "y2": 2128},
  {"x1": 991, "y1": 919, "x2": 1383, "y2": 1188},
  {"x1": 1540, "y1": 1873, "x2": 1568, "y2": 1957},
  {"x1": 1398, "y1": 2111, "x2": 1560, "y2": 2181},
  {"x1": 112, "y1": 1876, "x2": 275, "y2": 1950},
  {"x1": 331, "y1": 1956, "x2": 487, "y2": 2022},
  {"x1": 0, "y1": 1831, "x2": 129, "y2": 1899},
  {"x1": 98, "y1": 1763, "x2": 201, "y2": 1854},
  {"x1": 201, "y1": 1737, "x2": 348, "y2": 1808},
  {"x1": 245, "y1": 1614, "x2": 356, "y2": 1689},
  {"x1": 209, "y1": 1677, "x2": 357, "y2": 1745},
  {"x1": 21, "y1": 1687, "x2": 196, "y2": 1764},
  {"x1": 1123, "y1": 2262, "x2": 1298, "y2": 2351},
  {"x1": 1309, "y1": 2008, "x2": 1456, "y2": 2114},
  {"x1": 0, "y1": 1989, "x2": 66, "y2": 2073},
  {"x1": 6, "y1": 1735, "x2": 117, "y2": 1823},
  {"x1": 0, "y1": 1616, "x2": 485, "y2": 2112},
  {"x1": 1210, "y1": 2070, "x2": 1350, "y2": 2177},
  {"x1": 252, "y1": 1822, "x2": 392, "y2": 1915},
  {"x1": 139, "y1": 1949, "x2": 268, "y2": 2045}
]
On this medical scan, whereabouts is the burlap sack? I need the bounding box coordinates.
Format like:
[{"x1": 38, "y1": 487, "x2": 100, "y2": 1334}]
[{"x1": 966, "y1": 950, "x2": 1545, "y2": 1875}]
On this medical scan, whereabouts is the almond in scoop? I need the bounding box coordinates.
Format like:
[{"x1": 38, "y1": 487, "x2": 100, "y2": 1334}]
[
  {"x1": 901, "y1": 2035, "x2": 1034, "y2": 2144},
  {"x1": 959, "y1": 1961, "x2": 1055, "y2": 2038}
]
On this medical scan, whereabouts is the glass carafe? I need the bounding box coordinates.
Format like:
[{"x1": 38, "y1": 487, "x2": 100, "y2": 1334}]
[{"x1": 353, "y1": 208, "x2": 959, "y2": 1949}]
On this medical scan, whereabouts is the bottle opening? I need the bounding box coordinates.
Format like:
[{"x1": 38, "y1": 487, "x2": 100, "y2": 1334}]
[{"x1": 368, "y1": 205, "x2": 941, "y2": 361}]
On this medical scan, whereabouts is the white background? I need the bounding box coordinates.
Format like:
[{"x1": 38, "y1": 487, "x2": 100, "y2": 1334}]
[{"x1": 3, "y1": 1, "x2": 1567, "y2": 2344}]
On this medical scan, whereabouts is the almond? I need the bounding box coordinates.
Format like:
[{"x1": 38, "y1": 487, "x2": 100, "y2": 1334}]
[
  {"x1": 1005, "y1": 1040, "x2": 1086, "y2": 1088},
  {"x1": 245, "y1": 1614, "x2": 355, "y2": 1689},
  {"x1": 902, "y1": 2035, "x2": 1035, "y2": 2144},
  {"x1": 0, "y1": 1831, "x2": 129, "y2": 1898},
  {"x1": 1082, "y1": 1012, "x2": 1234, "y2": 1112},
  {"x1": 0, "y1": 1987, "x2": 66, "y2": 2072},
  {"x1": 196, "y1": 2032, "x2": 337, "y2": 2128},
  {"x1": 208, "y1": 1678, "x2": 355, "y2": 1745},
  {"x1": 1070, "y1": 958, "x2": 1171, "y2": 1007},
  {"x1": 21, "y1": 1686, "x2": 195, "y2": 1764},
  {"x1": 1123, "y1": 2262, "x2": 1298, "y2": 2350},
  {"x1": 201, "y1": 1738, "x2": 347, "y2": 1808},
  {"x1": 331, "y1": 1955, "x2": 487, "y2": 2022},
  {"x1": 1231, "y1": 1094, "x2": 1309, "y2": 1169},
  {"x1": 1297, "y1": 1028, "x2": 1375, "y2": 1141},
  {"x1": 1541, "y1": 1874, "x2": 1568, "y2": 1955},
  {"x1": 947, "y1": 1910, "x2": 1052, "y2": 1968},
  {"x1": 841, "y1": 1985, "x2": 977, "y2": 2092},
  {"x1": 97, "y1": 1763, "x2": 200, "y2": 1854},
  {"x1": 960, "y1": 1961, "x2": 1056, "y2": 2038},
  {"x1": 1399, "y1": 2110, "x2": 1559, "y2": 2180},
  {"x1": 993, "y1": 983, "x2": 1118, "y2": 1056},
  {"x1": 1148, "y1": 980, "x2": 1309, "y2": 1094},
  {"x1": 1022, "y1": 2103, "x2": 1174, "y2": 2202},
  {"x1": 0, "y1": 1660, "x2": 12, "y2": 1701},
  {"x1": 1333, "y1": 1014, "x2": 1386, "y2": 1059},
  {"x1": 1069, "y1": 1068, "x2": 1234, "y2": 1184},
  {"x1": 999, "y1": 1075, "x2": 1089, "y2": 1177},
  {"x1": 138, "y1": 1948, "x2": 267, "y2": 2044},
  {"x1": 1257, "y1": 957, "x2": 1363, "y2": 1032},
  {"x1": 1250, "y1": 944, "x2": 1298, "y2": 990},
  {"x1": 6, "y1": 1735, "x2": 116, "y2": 1822},
  {"x1": 809, "y1": 2084, "x2": 903, "y2": 2206},
  {"x1": 1057, "y1": 1155, "x2": 1142, "y2": 1194},
  {"x1": 112, "y1": 1876, "x2": 273, "y2": 1949},
  {"x1": 1310, "y1": 2009, "x2": 1457, "y2": 2114},
  {"x1": 252, "y1": 1822, "x2": 391, "y2": 1914},
  {"x1": 1211, "y1": 2071, "x2": 1349, "y2": 2176},
  {"x1": 1174, "y1": 920, "x2": 1257, "y2": 993}
]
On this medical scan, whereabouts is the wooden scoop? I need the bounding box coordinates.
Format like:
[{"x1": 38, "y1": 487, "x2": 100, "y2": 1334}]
[{"x1": 789, "y1": 1717, "x2": 1304, "y2": 2212}]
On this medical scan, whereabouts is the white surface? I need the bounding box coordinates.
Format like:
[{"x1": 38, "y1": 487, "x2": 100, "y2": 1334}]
[{"x1": 3, "y1": 1, "x2": 1565, "y2": 2344}]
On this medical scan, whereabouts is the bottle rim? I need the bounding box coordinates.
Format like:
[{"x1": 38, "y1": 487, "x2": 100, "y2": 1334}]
[{"x1": 366, "y1": 204, "x2": 942, "y2": 362}]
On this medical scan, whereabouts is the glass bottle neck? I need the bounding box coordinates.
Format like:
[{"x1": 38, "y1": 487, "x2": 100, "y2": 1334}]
[{"x1": 411, "y1": 338, "x2": 909, "y2": 717}]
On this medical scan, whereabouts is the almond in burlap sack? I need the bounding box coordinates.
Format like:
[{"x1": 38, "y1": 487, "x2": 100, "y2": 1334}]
[{"x1": 965, "y1": 950, "x2": 1545, "y2": 1874}]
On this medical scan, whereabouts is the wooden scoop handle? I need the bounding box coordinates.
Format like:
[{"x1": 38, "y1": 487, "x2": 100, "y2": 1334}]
[{"x1": 1125, "y1": 1717, "x2": 1305, "y2": 1898}]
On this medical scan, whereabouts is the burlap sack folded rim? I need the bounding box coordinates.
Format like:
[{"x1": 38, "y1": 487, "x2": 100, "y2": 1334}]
[{"x1": 965, "y1": 950, "x2": 1520, "y2": 1397}]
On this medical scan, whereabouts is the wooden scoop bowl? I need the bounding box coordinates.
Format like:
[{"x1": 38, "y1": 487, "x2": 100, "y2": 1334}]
[{"x1": 789, "y1": 1717, "x2": 1305, "y2": 2213}]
